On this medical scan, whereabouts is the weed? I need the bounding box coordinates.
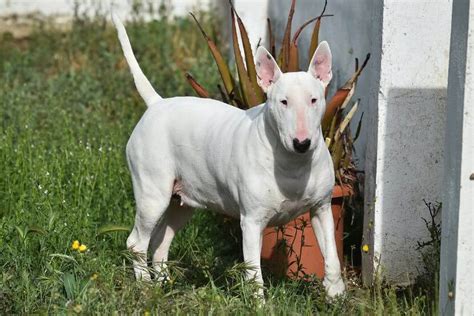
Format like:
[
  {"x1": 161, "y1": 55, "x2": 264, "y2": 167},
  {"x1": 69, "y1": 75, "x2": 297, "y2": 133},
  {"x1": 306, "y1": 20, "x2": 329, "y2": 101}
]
[{"x1": 415, "y1": 200, "x2": 442, "y2": 313}]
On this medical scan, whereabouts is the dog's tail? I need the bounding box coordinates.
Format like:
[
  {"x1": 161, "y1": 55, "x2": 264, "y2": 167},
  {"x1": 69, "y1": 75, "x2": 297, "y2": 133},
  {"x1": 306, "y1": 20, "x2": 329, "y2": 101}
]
[{"x1": 112, "y1": 13, "x2": 162, "y2": 107}]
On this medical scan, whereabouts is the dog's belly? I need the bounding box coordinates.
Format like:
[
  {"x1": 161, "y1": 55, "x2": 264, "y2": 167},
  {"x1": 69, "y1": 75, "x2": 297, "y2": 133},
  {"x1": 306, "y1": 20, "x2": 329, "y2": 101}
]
[
  {"x1": 172, "y1": 179, "x2": 241, "y2": 218},
  {"x1": 172, "y1": 166, "x2": 326, "y2": 226}
]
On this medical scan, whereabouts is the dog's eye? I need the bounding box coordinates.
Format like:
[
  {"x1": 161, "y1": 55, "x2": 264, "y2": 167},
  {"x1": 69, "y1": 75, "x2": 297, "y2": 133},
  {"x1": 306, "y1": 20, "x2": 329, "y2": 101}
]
[
  {"x1": 311, "y1": 98, "x2": 317, "y2": 104},
  {"x1": 280, "y1": 100, "x2": 288, "y2": 106}
]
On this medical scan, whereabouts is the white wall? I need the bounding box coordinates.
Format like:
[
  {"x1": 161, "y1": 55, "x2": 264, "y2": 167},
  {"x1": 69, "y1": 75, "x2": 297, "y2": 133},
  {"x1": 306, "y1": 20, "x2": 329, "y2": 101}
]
[
  {"x1": 440, "y1": 0, "x2": 474, "y2": 314},
  {"x1": 362, "y1": 0, "x2": 451, "y2": 284}
]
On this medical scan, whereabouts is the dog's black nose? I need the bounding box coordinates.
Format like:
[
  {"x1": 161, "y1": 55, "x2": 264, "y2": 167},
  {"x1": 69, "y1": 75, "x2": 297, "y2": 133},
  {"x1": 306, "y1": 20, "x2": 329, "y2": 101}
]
[{"x1": 293, "y1": 138, "x2": 311, "y2": 153}]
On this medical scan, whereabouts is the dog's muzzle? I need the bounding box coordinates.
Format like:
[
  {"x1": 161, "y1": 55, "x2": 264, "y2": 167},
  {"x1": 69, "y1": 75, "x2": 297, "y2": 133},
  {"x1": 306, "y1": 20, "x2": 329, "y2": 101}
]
[{"x1": 293, "y1": 138, "x2": 311, "y2": 153}]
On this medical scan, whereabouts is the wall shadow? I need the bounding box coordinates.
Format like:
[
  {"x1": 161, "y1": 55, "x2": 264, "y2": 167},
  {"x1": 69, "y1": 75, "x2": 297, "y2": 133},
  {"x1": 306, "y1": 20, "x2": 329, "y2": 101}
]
[{"x1": 378, "y1": 88, "x2": 446, "y2": 282}]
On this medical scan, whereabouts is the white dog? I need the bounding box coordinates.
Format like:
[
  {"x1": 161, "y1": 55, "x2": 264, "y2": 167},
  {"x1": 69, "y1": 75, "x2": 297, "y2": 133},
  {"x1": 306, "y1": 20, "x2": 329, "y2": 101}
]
[{"x1": 112, "y1": 14, "x2": 345, "y2": 298}]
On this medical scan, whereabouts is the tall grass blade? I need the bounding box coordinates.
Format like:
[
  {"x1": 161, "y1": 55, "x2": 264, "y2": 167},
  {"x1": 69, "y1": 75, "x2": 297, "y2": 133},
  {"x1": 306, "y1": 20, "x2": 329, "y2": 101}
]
[
  {"x1": 27, "y1": 225, "x2": 47, "y2": 235},
  {"x1": 50, "y1": 254, "x2": 78, "y2": 264},
  {"x1": 63, "y1": 273, "x2": 76, "y2": 300},
  {"x1": 15, "y1": 225, "x2": 26, "y2": 240},
  {"x1": 97, "y1": 224, "x2": 131, "y2": 235}
]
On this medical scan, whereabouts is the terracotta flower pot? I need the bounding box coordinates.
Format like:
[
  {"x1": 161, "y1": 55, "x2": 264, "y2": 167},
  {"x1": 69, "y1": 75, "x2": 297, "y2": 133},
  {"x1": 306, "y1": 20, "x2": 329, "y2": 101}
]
[{"x1": 261, "y1": 185, "x2": 352, "y2": 279}]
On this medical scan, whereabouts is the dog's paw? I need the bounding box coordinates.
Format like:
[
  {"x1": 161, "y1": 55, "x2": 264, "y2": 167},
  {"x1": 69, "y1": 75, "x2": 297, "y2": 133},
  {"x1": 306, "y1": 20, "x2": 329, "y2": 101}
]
[
  {"x1": 134, "y1": 268, "x2": 152, "y2": 282},
  {"x1": 323, "y1": 277, "x2": 345, "y2": 299},
  {"x1": 252, "y1": 287, "x2": 266, "y2": 307}
]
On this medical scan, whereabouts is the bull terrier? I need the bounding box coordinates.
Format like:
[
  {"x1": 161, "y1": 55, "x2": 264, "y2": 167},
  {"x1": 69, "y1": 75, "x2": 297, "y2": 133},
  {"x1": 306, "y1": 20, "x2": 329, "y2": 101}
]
[{"x1": 112, "y1": 14, "x2": 345, "y2": 298}]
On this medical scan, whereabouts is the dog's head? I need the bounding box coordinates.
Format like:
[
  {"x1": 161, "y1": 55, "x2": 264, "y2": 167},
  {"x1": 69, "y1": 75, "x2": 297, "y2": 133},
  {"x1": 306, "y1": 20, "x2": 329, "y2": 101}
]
[{"x1": 255, "y1": 41, "x2": 332, "y2": 154}]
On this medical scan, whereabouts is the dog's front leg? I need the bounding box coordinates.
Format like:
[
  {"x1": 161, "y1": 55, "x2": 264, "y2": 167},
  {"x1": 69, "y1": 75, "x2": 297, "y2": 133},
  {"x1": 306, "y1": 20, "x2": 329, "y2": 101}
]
[
  {"x1": 310, "y1": 202, "x2": 345, "y2": 298},
  {"x1": 240, "y1": 216, "x2": 264, "y2": 297}
]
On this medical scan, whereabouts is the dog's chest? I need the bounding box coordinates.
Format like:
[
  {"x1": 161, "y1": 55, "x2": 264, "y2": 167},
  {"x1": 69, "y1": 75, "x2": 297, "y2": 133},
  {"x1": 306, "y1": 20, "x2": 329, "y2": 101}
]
[
  {"x1": 270, "y1": 199, "x2": 313, "y2": 226},
  {"x1": 251, "y1": 172, "x2": 326, "y2": 226}
]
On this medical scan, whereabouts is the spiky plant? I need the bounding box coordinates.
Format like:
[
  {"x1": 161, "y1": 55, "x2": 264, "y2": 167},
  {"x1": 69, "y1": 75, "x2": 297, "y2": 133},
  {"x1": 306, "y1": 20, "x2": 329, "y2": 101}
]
[{"x1": 186, "y1": 0, "x2": 369, "y2": 185}]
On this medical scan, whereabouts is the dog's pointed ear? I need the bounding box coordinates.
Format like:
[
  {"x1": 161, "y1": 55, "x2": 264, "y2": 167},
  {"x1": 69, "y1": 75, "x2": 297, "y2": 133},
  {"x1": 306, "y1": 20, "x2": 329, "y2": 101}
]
[
  {"x1": 255, "y1": 46, "x2": 282, "y2": 92},
  {"x1": 308, "y1": 41, "x2": 332, "y2": 88}
]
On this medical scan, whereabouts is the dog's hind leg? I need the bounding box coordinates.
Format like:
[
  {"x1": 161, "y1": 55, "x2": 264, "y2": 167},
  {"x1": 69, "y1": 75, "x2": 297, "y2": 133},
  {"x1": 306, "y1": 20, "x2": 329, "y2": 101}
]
[
  {"x1": 149, "y1": 201, "x2": 194, "y2": 280},
  {"x1": 127, "y1": 177, "x2": 173, "y2": 281}
]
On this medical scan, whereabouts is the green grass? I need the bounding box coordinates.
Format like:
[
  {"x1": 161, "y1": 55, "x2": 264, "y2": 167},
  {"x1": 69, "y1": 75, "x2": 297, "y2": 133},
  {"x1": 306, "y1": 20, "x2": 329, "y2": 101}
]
[{"x1": 0, "y1": 10, "x2": 436, "y2": 315}]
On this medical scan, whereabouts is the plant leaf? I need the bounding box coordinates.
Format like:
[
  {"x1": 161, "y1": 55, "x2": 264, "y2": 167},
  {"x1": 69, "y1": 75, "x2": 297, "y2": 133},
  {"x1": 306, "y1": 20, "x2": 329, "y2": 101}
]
[
  {"x1": 325, "y1": 108, "x2": 340, "y2": 148},
  {"x1": 292, "y1": 14, "x2": 333, "y2": 48},
  {"x1": 293, "y1": 17, "x2": 318, "y2": 46},
  {"x1": 230, "y1": 1, "x2": 265, "y2": 104},
  {"x1": 331, "y1": 137, "x2": 344, "y2": 171},
  {"x1": 334, "y1": 100, "x2": 359, "y2": 143},
  {"x1": 230, "y1": 7, "x2": 258, "y2": 107},
  {"x1": 217, "y1": 84, "x2": 230, "y2": 104},
  {"x1": 309, "y1": 18, "x2": 321, "y2": 60},
  {"x1": 339, "y1": 82, "x2": 356, "y2": 111},
  {"x1": 322, "y1": 54, "x2": 370, "y2": 134},
  {"x1": 267, "y1": 18, "x2": 276, "y2": 57},
  {"x1": 288, "y1": 42, "x2": 299, "y2": 72},
  {"x1": 290, "y1": 14, "x2": 337, "y2": 73},
  {"x1": 323, "y1": 88, "x2": 352, "y2": 134},
  {"x1": 278, "y1": 0, "x2": 296, "y2": 72},
  {"x1": 185, "y1": 72, "x2": 210, "y2": 98},
  {"x1": 309, "y1": 0, "x2": 328, "y2": 58},
  {"x1": 353, "y1": 112, "x2": 364, "y2": 142},
  {"x1": 190, "y1": 13, "x2": 236, "y2": 102}
]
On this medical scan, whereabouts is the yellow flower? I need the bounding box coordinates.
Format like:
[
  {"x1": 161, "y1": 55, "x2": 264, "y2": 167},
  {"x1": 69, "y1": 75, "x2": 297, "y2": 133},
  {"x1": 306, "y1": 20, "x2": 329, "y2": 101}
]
[
  {"x1": 90, "y1": 273, "x2": 98, "y2": 281},
  {"x1": 144, "y1": 311, "x2": 151, "y2": 316},
  {"x1": 362, "y1": 244, "x2": 369, "y2": 253},
  {"x1": 71, "y1": 240, "x2": 80, "y2": 250},
  {"x1": 78, "y1": 244, "x2": 88, "y2": 252}
]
